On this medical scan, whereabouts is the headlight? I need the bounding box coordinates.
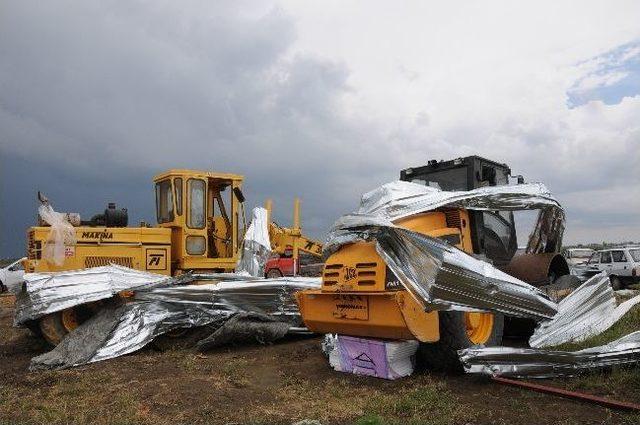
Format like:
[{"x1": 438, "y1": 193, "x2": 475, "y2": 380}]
[{"x1": 186, "y1": 236, "x2": 206, "y2": 255}]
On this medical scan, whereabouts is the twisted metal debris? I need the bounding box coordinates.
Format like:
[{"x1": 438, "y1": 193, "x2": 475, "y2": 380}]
[
  {"x1": 323, "y1": 181, "x2": 562, "y2": 320},
  {"x1": 459, "y1": 331, "x2": 640, "y2": 378},
  {"x1": 15, "y1": 266, "x2": 319, "y2": 370},
  {"x1": 530, "y1": 273, "x2": 640, "y2": 348}
]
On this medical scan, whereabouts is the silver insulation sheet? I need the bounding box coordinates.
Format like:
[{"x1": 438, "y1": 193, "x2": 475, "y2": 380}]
[
  {"x1": 459, "y1": 331, "x2": 640, "y2": 378},
  {"x1": 324, "y1": 181, "x2": 565, "y2": 256},
  {"x1": 236, "y1": 207, "x2": 272, "y2": 277},
  {"x1": 14, "y1": 265, "x2": 174, "y2": 325},
  {"x1": 375, "y1": 227, "x2": 558, "y2": 319},
  {"x1": 530, "y1": 273, "x2": 640, "y2": 348},
  {"x1": 323, "y1": 181, "x2": 562, "y2": 320},
  {"x1": 27, "y1": 274, "x2": 320, "y2": 370}
]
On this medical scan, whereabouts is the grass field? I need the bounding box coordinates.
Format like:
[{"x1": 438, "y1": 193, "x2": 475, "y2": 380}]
[{"x1": 1, "y1": 294, "x2": 639, "y2": 424}]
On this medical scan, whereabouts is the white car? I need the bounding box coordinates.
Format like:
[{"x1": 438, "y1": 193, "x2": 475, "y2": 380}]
[
  {"x1": 582, "y1": 248, "x2": 640, "y2": 290},
  {"x1": 563, "y1": 247, "x2": 595, "y2": 267},
  {"x1": 0, "y1": 257, "x2": 26, "y2": 293}
]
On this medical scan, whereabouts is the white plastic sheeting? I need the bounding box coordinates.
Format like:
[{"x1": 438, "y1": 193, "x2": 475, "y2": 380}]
[
  {"x1": 236, "y1": 207, "x2": 272, "y2": 277},
  {"x1": 323, "y1": 181, "x2": 562, "y2": 320},
  {"x1": 530, "y1": 273, "x2": 640, "y2": 348},
  {"x1": 38, "y1": 204, "x2": 76, "y2": 266},
  {"x1": 459, "y1": 331, "x2": 640, "y2": 378}
]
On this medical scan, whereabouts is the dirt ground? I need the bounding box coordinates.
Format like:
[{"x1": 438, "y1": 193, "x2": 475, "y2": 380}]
[{"x1": 1, "y1": 295, "x2": 639, "y2": 425}]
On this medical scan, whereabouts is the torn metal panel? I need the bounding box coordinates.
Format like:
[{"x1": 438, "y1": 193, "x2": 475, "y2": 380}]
[
  {"x1": 530, "y1": 273, "x2": 640, "y2": 348},
  {"x1": 459, "y1": 331, "x2": 640, "y2": 378},
  {"x1": 319, "y1": 180, "x2": 564, "y2": 318},
  {"x1": 375, "y1": 227, "x2": 558, "y2": 319},
  {"x1": 236, "y1": 207, "x2": 272, "y2": 277},
  {"x1": 27, "y1": 274, "x2": 320, "y2": 370},
  {"x1": 14, "y1": 265, "x2": 173, "y2": 325}
]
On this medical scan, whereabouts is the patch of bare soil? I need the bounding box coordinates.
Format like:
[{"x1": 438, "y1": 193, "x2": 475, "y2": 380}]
[{"x1": 0, "y1": 295, "x2": 638, "y2": 425}]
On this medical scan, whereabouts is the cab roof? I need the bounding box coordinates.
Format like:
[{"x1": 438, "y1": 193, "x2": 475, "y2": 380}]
[{"x1": 153, "y1": 169, "x2": 244, "y2": 183}]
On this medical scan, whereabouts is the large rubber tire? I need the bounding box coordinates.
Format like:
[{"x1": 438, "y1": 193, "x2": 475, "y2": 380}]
[
  {"x1": 545, "y1": 274, "x2": 582, "y2": 302},
  {"x1": 38, "y1": 312, "x2": 73, "y2": 347},
  {"x1": 418, "y1": 311, "x2": 504, "y2": 374},
  {"x1": 38, "y1": 306, "x2": 92, "y2": 347},
  {"x1": 610, "y1": 276, "x2": 623, "y2": 291}
]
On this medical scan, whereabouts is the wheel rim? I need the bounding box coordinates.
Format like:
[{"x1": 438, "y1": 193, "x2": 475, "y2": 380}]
[
  {"x1": 61, "y1": 309, "x2": 79, "y2": 332},
  {"x1": 464, "y1": 312, "x2": 494, "y2": 344}
]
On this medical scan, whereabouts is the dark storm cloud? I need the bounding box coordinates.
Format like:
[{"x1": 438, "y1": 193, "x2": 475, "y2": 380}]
[
  {"x1": 0, "y1": 1, "x2": 400, "y2": 256},
  {"x1": 1, "y1": 1, "x2": 638, "y2": 257}
]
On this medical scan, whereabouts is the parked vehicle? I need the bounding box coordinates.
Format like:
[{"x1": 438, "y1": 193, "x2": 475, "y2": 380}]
[
  {"x1": 562, "y1": 248, "x2": 594, "y2": 266},
  {"x1": 581, "y1": 247, "x2": 640, "y2": 289},
  {"x1": 0, "y1": 257, "x2": 27, "y2": 293}
]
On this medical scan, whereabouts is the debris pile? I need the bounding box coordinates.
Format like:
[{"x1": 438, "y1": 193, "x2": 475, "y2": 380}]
[
  {"x1": 15, "y1": 265, "x2": 319, "y2": 370},
  {"x1": 459, "y1": 273, "x2": 640, "y2": 378},
  {"x1": 323, "y1": 181, "x2": 563, "y2": 319}
]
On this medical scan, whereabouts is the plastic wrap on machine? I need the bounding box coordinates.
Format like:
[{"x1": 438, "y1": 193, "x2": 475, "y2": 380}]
[
  {"x1": 322, "y1": 181, "x2": 563, "y2": 320},
  {"x1": 530, "y1": 273, "x2": 640, "y2": 348},
  {"x1": 459, "y1": 331, "x2": 640, "y2": 378},
  {"x1": 38, "y1": 203, "x2": 77, "y2": 267},
  {"x1": 24, "y1": 270, "x2": 320, "y2": 370},
  {"x1": 236, "y1": 207, "x2": 272, "y2": 277}
]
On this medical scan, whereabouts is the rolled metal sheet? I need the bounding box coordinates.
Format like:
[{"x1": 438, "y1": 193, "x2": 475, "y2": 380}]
[
  {"x1": 530, "y1": 273, "x2": 640, "y2": 348},
  {"x1": 459, "y1": 331, "x2": 640, "y2": 378}
]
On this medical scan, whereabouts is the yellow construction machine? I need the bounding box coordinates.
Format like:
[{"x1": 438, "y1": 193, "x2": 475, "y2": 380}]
[
  {"x1": 25, "y1": 169, "x2": 319, "y2": 345},
  {"x1": 296, "y1": 156, "x2": 574, "y2": 371},
  {"x1": 264, "y1": 198, "x2": 323, "y2": 278}
]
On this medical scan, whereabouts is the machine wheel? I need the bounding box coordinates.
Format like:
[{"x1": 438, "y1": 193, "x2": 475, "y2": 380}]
[
  {"x1": 266, "y1": 269, "x2": 283, "y2": 278},
  {"x1": 38, "y1": 307, "x2": 89, "y2": 347},
  {"x1": 544, "y1": 274, "x2": 582, "y2": 302},
  {"x1": 610, "y1": 276, "x2": 623, "y2": 291},
  {"x1": 418, "y1": 311, "x2": 504, "y2": 373}
]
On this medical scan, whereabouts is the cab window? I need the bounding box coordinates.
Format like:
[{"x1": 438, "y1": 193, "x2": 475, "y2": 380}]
[
  {"x1": 612, "y1": 250, "x2": 626, "y2": 263},
  {"x1": 588, "y1": 252, "x2": 600, "y2": 264},
  {"x1": 174, "y1": 178, "x2": 183, "y2": 216},
  {"x1": 155, "y1": 180, "x2": 174, "y2": 223},
  {"x1": 601, "y1": 251, "x2": 612, "y2": 264},
  {"x1": 188, "y1": 179, "x2": 206, "y2": 229}
]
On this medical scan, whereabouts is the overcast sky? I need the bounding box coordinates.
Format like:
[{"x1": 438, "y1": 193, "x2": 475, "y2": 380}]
[{"x1": 1, "y1": 0, "x2": 639, "y2": 258}]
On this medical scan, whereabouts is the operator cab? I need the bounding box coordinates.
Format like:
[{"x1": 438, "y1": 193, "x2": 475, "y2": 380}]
[
  {"x1": 153, "y1": 169, "x2": 246, "y2": 272},
  {"x1": 400, "y1": 156, "x2": 518, "y2": 267}
]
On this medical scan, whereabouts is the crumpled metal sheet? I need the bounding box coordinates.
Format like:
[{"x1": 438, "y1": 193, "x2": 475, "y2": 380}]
[
  {"x1": 324, "y1": 181, "x2": 565, "y2": 257},
  {"x1": 26, "y1": 272, "x2": 320, "y2": 370},
  {"x1": 375, "y1": 227, "x2": 558, "y2": 319},
  {"x1": 459, "y1": 331, "x2": 640, "y2": 378},
  {"x1": 322, "y1": 181, "x2": 562, "y2": 320},
  {"x1": 236, "y1": 207, "x2": 272, "y2": 277},
  {"x1": 14, "y1": 265, "x2": 174, "y2": 326},
  {"x1": 530, "y1": 273, "x2": 640, "y2": 348}
]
